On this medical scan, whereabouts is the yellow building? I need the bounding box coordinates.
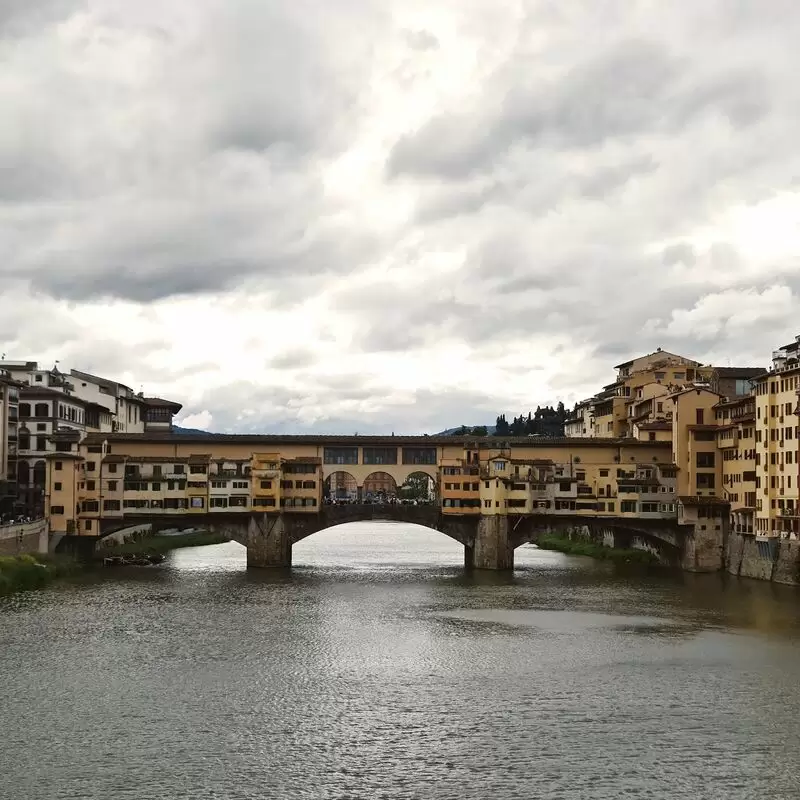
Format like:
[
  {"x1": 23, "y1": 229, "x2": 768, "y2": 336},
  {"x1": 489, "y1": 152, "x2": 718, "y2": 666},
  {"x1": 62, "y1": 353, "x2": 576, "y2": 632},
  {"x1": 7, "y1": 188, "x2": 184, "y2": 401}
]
[
  {"x1": 752, "y1": 351, "x2": 800, "y2": 538},
  {"x1": 45, "y1": 434, "x2": 679, "y2": 535},
  {"x1": 584, "y1": 348, "x2": 712, "y2": 439},
  {"x1": 714, "y1": 395, "x2": 757, "y2": 536}
]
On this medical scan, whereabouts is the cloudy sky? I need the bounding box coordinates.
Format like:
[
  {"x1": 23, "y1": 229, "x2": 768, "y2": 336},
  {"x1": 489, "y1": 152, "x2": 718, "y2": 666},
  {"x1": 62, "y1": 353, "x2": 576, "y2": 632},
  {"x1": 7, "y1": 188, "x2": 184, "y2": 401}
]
[{"x1": 2, "y1": 1, "x2": 799, "y2": 433}]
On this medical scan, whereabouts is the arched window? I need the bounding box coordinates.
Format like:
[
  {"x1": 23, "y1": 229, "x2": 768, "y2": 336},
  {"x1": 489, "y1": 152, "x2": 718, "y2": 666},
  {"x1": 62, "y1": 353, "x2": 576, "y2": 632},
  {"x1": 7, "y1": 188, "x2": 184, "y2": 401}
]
[
  {"x1": 34, "y1": 403, "x2": 49, "y2": 418},
  {"x1": 19, "y1": 403, "x2": 30, "y2": 418},
  {"x1": 33, "y1": 461, "x2": 46, "y2": 488}
]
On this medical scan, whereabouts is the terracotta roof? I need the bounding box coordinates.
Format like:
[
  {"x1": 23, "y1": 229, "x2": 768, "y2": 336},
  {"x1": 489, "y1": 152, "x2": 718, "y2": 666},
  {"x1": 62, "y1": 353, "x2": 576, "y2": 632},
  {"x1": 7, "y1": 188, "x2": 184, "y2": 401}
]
[
  {"x1": 143, "y1": 397, "x2": 183, "y2": 411},
  {"x1": 49, "y1": 428, "x2": 81, "y2": 439},
  {"x1": 20, "y1": 387, "x2": 90, "y2": 404},
  {"x1": 712, "y1": 367, "x2": 764, "y2": 378},
  {"x1": 714, "y1": 394, "x2": 756, "y2": 409},
  {"x1": 637, "y1": 421, "x2": 672, "y2": 430},
  {"x1": 188, "y1": 454, "x2": 212, "y2": 463},
  {"x1": 669, "y1": 386, "x2": 723, "y2": 401},
  {"x1": 753, "y1": 364, "x2": 800, "y2": 381},
  {"x1": 124, "y1": 455, "x2": 188, "y2": 464},
  {"x1": 510, "y1": 458, "x2": 555, "y2": 466},
  {"x1": 79, "y1": 431, "x2": 672, "y2": 449},
  {"x1": 44, "y1": 452, "x2": 82, "y2": 460},
  {"x1": 614, "y1": 350, "x2": 701, "y2": 370},
  {"x1": 102, "y1": 455, "x2": 127, "y2": 463}
]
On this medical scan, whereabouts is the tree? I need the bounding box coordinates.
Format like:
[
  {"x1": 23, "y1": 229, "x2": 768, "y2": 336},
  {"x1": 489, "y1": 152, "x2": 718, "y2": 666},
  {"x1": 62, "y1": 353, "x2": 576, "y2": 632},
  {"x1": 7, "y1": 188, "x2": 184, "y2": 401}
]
[
  {"x1": 470, "y1": 425, "x2": 488, "y2": 436},
  {"x1": 399, "y1": 474, "x2": 433, "y2": 500}
]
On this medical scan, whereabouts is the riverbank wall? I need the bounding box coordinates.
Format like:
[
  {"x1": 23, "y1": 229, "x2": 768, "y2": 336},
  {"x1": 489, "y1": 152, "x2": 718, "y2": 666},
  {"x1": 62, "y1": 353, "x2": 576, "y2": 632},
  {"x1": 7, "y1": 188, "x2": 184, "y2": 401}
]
[
  {"x1": 726, "y1": 530, "x2": 800, "y2": 585},
  {"x1": 0, "y1": 520, "x2": 48, "y2": 557}
]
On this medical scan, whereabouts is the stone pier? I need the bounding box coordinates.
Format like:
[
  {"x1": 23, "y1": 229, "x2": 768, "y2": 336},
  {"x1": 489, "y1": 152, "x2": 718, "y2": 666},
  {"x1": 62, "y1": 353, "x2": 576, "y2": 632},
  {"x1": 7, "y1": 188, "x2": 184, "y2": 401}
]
[
  {"x1": 468, "y1": 514, "x2": 513, "y2": 570},
  {"x1": 241, "y1": 514, "x2": 292, "y2": 568}
]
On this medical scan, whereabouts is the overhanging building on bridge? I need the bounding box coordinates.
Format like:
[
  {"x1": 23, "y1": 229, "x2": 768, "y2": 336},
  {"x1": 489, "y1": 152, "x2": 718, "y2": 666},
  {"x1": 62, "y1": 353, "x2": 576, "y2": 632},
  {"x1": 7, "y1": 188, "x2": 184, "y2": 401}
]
[{"x1": 45, "y1": 433, "x2": 681, "y2": 536}]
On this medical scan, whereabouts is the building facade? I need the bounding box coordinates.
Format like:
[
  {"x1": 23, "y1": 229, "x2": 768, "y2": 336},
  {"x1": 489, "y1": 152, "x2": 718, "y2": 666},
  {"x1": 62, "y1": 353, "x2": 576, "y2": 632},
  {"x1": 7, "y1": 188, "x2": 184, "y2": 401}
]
[
  {"x1": 0, "y1": 361, "x2": 182, "y2": 517},
  {"x1": 46, "y1": 435, "x2": 678, "y2": 536}
]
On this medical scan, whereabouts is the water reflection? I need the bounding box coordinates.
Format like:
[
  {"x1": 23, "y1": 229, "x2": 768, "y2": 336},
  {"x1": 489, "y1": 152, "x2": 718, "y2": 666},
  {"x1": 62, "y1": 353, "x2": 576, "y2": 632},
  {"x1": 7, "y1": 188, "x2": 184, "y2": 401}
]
[{"x1": 1, "y1": 522, "x2": 799, "y2": 800}]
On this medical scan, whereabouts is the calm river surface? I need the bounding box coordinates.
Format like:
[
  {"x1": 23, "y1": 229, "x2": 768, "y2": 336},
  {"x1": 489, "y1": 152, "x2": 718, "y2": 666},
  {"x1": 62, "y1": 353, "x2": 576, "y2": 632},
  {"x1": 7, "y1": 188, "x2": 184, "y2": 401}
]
[{"x1": 2, "y1": 523, "x2": 800, "y2": 800}]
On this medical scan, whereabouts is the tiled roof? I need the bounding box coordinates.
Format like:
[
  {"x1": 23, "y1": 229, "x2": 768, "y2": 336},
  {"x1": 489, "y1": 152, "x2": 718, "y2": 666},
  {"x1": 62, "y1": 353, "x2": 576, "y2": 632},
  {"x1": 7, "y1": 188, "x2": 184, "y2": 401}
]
[
  {"x1": 143, "y1": 397, "x2": 183, "y2": 410},
  {"x1": 713, "y1": 367, "x2": 764, "y2": 378},
  {"x1": 80, "y1": 432, "x2": 673, "y2": 447}
]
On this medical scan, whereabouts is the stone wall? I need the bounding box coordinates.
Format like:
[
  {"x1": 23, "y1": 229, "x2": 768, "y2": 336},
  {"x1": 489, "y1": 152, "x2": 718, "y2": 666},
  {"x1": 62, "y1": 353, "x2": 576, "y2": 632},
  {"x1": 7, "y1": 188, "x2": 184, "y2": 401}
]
[
  {"x1": 0, "y1": 520, "x2": 48, "y2": 556},
  {"x1": 726, "y1": 530, "x2": 800, "y2": 585},
  {"x1": 680, "y1": 524, "x2": 725, "y2": 573}
]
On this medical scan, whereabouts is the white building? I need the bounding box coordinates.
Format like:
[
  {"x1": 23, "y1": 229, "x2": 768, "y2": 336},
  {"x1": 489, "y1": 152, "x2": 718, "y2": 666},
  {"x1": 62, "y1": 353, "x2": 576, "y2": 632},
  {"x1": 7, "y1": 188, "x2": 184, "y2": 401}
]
[
  {"x1": 564, "y1": 398, "x2": 595, "y2": 438},
  {"x1": 0, "y1": 361, "x2": 182, "y2": 516}
]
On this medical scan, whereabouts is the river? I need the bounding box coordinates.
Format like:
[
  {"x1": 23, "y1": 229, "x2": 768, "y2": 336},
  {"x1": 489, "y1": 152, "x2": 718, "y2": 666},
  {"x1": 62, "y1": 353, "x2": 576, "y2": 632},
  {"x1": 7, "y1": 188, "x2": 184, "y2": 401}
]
[{"x1": 1, "y1": 523, "x2": 800, "y2": 799}]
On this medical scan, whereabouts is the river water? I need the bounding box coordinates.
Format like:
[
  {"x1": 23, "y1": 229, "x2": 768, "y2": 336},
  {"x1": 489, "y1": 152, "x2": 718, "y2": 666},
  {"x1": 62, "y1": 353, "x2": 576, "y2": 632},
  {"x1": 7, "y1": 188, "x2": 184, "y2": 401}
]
[{"x1": 2, "y1": 523, "x2": 800, "y2": 800}]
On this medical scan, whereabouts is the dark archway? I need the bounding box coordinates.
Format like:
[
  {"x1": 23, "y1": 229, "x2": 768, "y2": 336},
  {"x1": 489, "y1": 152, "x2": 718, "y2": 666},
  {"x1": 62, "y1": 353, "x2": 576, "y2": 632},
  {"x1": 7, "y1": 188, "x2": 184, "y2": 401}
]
[
  {"x1": 17, "y1": 460, "x2": 29, "y2": 485},
  {"x1": 33, "y1": 460, "x2": 46, "y2": 488},
  {"x1": 324, "y1": 471, "x2": 358, "y2": 502}
]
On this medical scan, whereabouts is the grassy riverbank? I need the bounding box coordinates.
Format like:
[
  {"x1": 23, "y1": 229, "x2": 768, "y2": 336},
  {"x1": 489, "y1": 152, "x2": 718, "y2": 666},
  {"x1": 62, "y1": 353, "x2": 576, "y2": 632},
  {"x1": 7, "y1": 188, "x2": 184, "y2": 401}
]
[
  {"x1": 536, "y1": 534, "x2": 659, "y2": 565},
  {"x1": 100, "y1": 530, "x2": 229, "y2": 557},
  {"x1": 0, "y1": 553, "x2": 80, "y2": 597}
]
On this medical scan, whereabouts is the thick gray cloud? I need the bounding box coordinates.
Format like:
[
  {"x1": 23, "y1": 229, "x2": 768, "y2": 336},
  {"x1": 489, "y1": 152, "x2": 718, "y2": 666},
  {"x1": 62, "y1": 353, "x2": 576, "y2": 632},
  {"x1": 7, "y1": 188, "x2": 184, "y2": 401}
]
[{"x1": 2, "y1": 0, "x2": 800, "y2": 433}]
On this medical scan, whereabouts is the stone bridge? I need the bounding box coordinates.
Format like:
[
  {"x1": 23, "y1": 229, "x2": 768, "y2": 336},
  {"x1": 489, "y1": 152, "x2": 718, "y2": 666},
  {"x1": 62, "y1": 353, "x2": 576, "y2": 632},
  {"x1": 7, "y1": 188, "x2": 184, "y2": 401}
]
[{"x1": 94, "y1": 505, "x2": 696, "y2": 570}]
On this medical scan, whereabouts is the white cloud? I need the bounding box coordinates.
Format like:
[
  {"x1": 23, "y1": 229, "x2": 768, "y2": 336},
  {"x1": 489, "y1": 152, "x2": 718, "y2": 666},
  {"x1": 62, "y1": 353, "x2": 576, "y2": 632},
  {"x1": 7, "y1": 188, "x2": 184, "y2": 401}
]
[
  {"x1": 177, "y1": 410, "x2": 214, "y2": 431},
  {"x1": 2, "y1": 0, "x2": 799, "y2": 433}
]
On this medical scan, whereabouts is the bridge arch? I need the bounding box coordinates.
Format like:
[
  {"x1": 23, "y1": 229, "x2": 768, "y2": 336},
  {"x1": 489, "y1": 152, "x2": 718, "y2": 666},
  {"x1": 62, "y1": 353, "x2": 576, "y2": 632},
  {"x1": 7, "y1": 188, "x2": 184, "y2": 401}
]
[{"x1": 284, "y1": 505, "x2": 475, "y2": 548}]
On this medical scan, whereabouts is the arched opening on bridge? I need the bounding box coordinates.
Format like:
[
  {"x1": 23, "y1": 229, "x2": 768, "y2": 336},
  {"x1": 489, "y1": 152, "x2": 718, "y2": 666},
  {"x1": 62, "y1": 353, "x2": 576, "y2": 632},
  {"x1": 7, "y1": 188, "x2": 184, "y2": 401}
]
[
  {"x1": 363, "y1": 471, "x2": 396, "y2": 503},
  {"x1": 398, "y1": 471, "x2": 437, "y2": 504},
  {"x1": 324, "y1": 471, "x2": 358, "y2": 503},
  {"x1": 291, "y1": 521, "x2": 465, "y2": 570}
]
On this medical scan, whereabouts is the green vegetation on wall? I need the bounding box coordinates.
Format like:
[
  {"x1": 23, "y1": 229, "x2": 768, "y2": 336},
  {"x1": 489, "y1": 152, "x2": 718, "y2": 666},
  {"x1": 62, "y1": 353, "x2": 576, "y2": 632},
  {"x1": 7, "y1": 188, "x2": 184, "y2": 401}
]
[
  {"x1": 536, "y1": 534, "x2": 660, "y2": 565},
  {"x1": 0, "y1": 554, "x2": 79, "y2": 597}
]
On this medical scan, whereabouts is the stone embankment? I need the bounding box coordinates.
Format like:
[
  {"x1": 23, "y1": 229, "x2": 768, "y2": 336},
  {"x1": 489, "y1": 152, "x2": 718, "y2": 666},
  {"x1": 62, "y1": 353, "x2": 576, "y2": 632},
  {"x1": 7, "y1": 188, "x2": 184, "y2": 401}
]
[
  {"x1": 0, "y1": 519, "x2": 48, "y2": 556},
  {"x1": 726, "y1": 530, "x2": 800, "y2": 586}
]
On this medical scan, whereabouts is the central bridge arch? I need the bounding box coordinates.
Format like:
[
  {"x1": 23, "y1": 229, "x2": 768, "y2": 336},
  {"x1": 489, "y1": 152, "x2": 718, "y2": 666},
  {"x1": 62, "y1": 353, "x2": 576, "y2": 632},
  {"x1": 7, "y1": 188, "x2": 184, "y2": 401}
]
[{"x1": 282, "y1": 505, "x2": 474, "y2": 547}]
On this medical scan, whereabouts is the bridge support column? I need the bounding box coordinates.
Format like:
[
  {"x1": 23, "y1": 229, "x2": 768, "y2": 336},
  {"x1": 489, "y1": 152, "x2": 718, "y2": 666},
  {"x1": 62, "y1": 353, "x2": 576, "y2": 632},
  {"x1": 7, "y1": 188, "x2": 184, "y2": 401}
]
[
  {"x1": 469, "y1": 515, "x2": 513, "y2": 570},
  {"x1": 245, "y1": 514, "x2": 292, "y2": 568}
]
